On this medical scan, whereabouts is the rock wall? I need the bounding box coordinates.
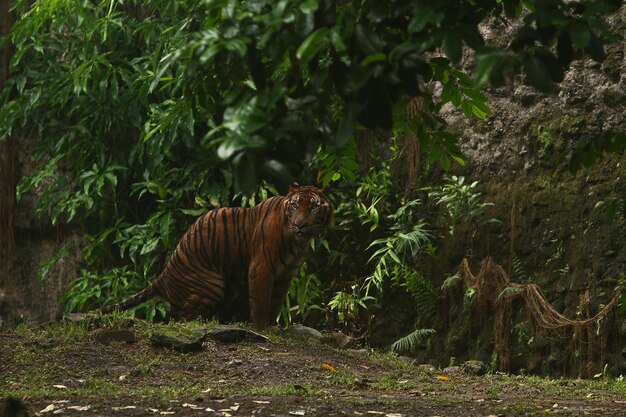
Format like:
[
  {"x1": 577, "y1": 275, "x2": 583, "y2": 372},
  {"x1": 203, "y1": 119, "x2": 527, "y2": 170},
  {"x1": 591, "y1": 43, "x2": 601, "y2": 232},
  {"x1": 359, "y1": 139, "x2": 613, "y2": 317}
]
[
  {"x1": 416, "y1": 8, "x2": 626, "y2": 377},
  {"x1": 0, "y1": 138, "x2": 84, "y2": 328}
]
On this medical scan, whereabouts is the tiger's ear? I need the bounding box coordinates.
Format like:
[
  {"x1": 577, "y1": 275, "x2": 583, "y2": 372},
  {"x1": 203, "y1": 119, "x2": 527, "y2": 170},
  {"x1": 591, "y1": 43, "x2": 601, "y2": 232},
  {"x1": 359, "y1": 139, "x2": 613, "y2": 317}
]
[{"x1": 289, "y1": 181, "x2": 300, "y2": 191}]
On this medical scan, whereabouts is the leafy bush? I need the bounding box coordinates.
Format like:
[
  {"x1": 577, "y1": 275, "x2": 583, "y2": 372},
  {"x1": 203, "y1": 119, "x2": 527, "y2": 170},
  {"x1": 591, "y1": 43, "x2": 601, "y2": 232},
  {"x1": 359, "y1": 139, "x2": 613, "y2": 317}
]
[{"x1": 427, "y1": 176, "x2": 495, "y2": 235}]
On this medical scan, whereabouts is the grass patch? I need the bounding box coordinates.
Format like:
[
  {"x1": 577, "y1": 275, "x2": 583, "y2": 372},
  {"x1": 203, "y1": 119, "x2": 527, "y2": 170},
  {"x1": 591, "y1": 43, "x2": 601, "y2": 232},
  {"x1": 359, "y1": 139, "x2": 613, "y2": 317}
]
[
  {"x1": 373, "y1": 372, "x2": 403, "y2": 390},
  {"x1": 328, "y1": 369, "x2": 358, "y2": 388},
  {"x1": 245, "y1": 383, "x2": 319, "y2": 397}
]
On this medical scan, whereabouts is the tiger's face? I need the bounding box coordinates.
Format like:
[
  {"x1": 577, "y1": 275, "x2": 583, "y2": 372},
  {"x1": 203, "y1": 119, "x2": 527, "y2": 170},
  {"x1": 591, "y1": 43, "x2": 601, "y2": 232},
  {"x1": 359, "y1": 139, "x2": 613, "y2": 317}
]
[{"x1": 284, "y1": 183, "x2": 333, "y2": 240}]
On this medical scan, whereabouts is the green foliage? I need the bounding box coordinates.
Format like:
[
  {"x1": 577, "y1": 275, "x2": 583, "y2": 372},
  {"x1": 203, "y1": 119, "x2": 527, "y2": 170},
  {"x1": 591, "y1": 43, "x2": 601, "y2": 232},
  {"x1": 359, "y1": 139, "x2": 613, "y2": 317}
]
[
  {"x1": 327, "y1": 287, "x2": 374, "y2": 324},
  {"x1": 5, "y1": 0, "x2": 618, "y2": 196},
  {"x1": 278, "y1": 263, "x2": 326, "y2": 327},
  {"x1": 37, "y1": 244, "x2": 70, "y2": 280},
  {"x1": 441, "y1": 273, "x2": 463, "y2": 291},
  {"x1": 365, "y1": 201, "x2": 432, "y2": 296},
  {"x1": 427, "y1": 176, "x2": 496, "y2": 235},
  {"x1": 400, "y1": 270, "x2": 440, "y2": 326},
  {"x1": 61, "y1": 267, "x2": 168, "y2": 321},
  {"x1": 391, "y1": 328, "x2": 436, "y2": 354},
  {"x1": 314, "y1": 139, "x2": 360, "y2": 187}
]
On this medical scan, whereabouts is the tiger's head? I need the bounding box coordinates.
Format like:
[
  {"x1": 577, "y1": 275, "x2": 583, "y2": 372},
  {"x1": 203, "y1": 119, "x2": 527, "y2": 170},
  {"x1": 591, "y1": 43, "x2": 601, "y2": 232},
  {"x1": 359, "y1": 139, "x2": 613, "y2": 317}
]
[{"x1": 284, "y1": 182, "x2": 333, "y2": 240}]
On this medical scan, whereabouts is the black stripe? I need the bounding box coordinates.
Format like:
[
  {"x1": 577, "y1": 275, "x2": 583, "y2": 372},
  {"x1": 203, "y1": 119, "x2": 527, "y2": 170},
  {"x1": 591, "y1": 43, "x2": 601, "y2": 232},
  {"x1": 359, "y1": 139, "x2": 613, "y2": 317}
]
[
  {"x1": 191, "y1": 218, "x2": 202, "y2": 265},
  {"x1": 257, "y1": 199, "x2": 279, "y2": 270},
  {"x1": 221, "y1": 209, "x2": 230, "y2": 275},
  {"x1": 233, "y1": 209, "x2": 245, "y2": 273},
  {"x1": 195, "y1": 214, "x2": 213, "y2": 268},
  {"x1": 209, "y1": 210, "x2": 220, "y2": 262},
  {"x1": 241, "y1": 208, "x2": 249, "y2": 261}
]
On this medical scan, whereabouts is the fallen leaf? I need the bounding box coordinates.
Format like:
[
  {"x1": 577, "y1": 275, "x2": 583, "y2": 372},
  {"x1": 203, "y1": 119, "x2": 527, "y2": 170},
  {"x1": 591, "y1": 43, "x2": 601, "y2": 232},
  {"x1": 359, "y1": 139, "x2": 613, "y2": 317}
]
[
  {"x1": 10, "y1": 381, "x2": 22, "y2": 389},
  {"x1": 52, "y1": 384, "x2": 68, "y2": 389},
  {"x1": 52, "y1": 409, "x2": 65, "y2": 415},
  {"x1": 147, "y1": 409, "x2": 175, "y2": 415},
  {"x1": 398, "y1": 380, "x2": 409, "y2": 384},
  {"x1": 289, "y1": 411, "x2": 305, "y2": 416},
  {"x1": 40, "y1": 404, "x2": 55, "y2": 413},
  {"x1": 321, "y1": 363, "x2": 337, "y2": 372},
  {"x1": 366, "y1": 412, "x2": 385, "y2": 415},
  {"x1": 230, "y1": 404, "x2": 240, "y2": 411},
  {"x1": 258, "y1": 346, "x2": 270, "y2": 351},
  {"x1": 552, "y1": 403, "x2": 559, "y2": 408},
  {"x1": 205, "y1": 407, "x2": 215, "y2": 412},
  {"x1": 67, "y1": 405, "x2": 91, "y2": 411},
  {"x1": 253, "y1": 400, "x2": 270, "y2": 404},
  {"x1": 435, "y1": 375, "x2": 451, "y2": 381},
  {"x1": 201, "y1": 387, "x2": 213, "y2": 393},
  {"x1": 183, "y1": 403, "x2": 203, "y2": 410},
  {"x1": 112, "y1": 406, "x2": 137, "y2": 411},
  {"x1": 118, "y1": 374, "x2": 127, "y2": 381},
  {"x1": 386, "y1": 414, "x2": 404, "y2": 417}
]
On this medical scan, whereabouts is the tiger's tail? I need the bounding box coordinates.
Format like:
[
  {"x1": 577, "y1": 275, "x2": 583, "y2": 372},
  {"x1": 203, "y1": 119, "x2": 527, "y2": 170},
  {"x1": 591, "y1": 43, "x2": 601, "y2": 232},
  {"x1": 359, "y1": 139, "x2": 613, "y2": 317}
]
[{"x1": 98, "y1": 282, "x2": 159, "y2": 314}]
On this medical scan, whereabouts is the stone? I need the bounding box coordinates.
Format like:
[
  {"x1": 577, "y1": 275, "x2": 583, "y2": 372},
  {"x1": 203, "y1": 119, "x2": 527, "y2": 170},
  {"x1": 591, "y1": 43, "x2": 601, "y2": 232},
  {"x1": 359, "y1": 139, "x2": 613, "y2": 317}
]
[
  {"x1": 461, "y1": 360, "x2": 487, "y2": 376},
  {"x1": 204, "y1": 326, "x2": 268, "y2": 343},
  {"x1": 64, "y1": 312, "x2": 89, "y2": 322},
  {"x1": 415, "y1": 364, "x2": 437, "y2": 375},
  {"x1": 285, "y1": 324, "x2": 323, "y2": 340},
  {"x1": 346, "y1": 348, "x2": 368, "y2": 355},
  {"x1": 95, "y1": 329, "x2": 136, "y2": 345},
  {"x1": 322, "y1": 331, "x2": 359, "y2": 349},
  {"x1": 34, "y1": 337, "x2": 64, "y2": 349},
  {"x1": 150, "y1": 328, "x2": 206, "y2": 352},
  {"x1": 442, "y1": 365, "x2": 463, "y2": 376}
]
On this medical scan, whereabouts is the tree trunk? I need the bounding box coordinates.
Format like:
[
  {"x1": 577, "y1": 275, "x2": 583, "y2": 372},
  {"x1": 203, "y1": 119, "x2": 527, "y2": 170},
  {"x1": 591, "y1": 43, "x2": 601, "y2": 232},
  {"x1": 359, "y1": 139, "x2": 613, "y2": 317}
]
[{"x1": 0, "y1": 0, "x2": 16, "y2": 323}]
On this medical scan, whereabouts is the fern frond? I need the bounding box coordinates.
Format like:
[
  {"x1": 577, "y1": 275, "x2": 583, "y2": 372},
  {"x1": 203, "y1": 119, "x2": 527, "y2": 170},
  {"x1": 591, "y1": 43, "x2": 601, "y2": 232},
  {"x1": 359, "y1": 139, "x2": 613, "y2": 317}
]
[
  {"x1": 512, "y1": 256, "x2": 527, "y2": 281},
  {"x1": 441, "y1": 273, "x2": 462, "y2": 291},
  {"x1": 391, "y1": 328, "x2": 436, "y2": 353},
  {"x1": 498, "y1": 286, "x2": 524, "y2": 299}
]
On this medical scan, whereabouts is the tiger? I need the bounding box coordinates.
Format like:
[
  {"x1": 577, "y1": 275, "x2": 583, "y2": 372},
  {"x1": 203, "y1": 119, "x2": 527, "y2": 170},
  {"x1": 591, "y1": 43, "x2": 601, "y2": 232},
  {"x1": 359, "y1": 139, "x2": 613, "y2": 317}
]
[{"x1": 100, "y1": 182, "x2": 333, "y2": 330}]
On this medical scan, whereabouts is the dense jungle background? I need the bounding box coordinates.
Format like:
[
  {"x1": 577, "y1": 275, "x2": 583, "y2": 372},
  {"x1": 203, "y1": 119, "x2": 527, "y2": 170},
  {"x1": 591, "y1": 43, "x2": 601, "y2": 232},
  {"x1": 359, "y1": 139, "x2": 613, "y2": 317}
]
[{"x1": 1, "y1": 0, "x2": 625, "y2": 381}]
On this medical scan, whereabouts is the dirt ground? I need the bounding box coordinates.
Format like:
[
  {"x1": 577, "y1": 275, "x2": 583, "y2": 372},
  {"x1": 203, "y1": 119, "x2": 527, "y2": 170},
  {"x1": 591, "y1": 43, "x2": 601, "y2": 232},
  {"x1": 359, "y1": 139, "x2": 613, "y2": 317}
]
[{"x1": 1, "y1": 319, "x2": 625, "y2": 417}]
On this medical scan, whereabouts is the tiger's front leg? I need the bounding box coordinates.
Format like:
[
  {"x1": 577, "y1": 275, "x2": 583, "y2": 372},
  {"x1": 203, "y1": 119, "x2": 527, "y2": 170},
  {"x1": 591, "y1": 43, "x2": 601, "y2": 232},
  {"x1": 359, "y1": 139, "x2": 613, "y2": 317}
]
[
  {"x1": 268, "y1": 262, "x2": 302, "y2": 323},
  {"x1": 248, "y1": 263, "x2": 274, "y2": 330}
]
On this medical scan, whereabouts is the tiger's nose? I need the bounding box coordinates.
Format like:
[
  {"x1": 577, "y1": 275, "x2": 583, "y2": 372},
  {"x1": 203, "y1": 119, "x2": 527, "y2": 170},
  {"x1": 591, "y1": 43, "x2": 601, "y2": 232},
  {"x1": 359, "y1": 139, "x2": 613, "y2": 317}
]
[{"x1": 295, "y1": 219, "x2": 307, "y2": 228}]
